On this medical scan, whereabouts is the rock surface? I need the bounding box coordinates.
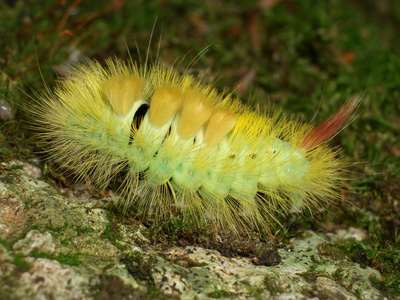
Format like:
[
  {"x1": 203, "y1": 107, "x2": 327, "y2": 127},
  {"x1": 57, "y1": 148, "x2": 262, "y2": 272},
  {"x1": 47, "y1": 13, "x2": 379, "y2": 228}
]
[{"x1": 0, "y1": 161, "x2": 384, "y2": 299}]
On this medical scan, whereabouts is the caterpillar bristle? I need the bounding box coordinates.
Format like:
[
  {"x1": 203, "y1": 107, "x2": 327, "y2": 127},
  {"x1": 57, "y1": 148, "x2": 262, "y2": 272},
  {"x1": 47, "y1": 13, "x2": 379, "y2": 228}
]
[
  {"x1": 300, "y1": 95, "x2": 361, "y2": 150},
  {"x1": 178, "y1": 89, "x2": 214, "y2": 139},
  {"x1": 149, "y1": 86, "x2": 182, "y2": 127},
  {"x1": 31, "y1": 57, "x2": 359, "y2": 234},
  {"x1": 204, "y1": 108, "x2": 238, "y2": 146},
  {"x1": 105, "y1": 75, "x2": 143, "y2": 116}
]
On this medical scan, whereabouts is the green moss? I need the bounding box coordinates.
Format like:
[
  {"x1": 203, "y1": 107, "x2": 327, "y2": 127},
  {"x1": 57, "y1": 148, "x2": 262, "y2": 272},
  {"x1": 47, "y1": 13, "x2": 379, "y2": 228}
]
[
  {"x1": 101, "y1": 222, "x2": 121, "y2": 243},
  {"x1": 60, "y1": 239, "x2": 71, "y2": 247},
  {"x1": 75, "y1": 225, "x2": 92, "y2": 236},
  {"x1": 123, "y1": 252, "x2": 156, "y2": 286},
  {"x1": 300, "y1": 263, "x2": 326, "y2": 282},
  {"x1": 0, "y1": 121, "x2": 36, "y2": 163},
  {"x1": 30, "y1": 250, "x2": 82, "y2": 266},
  {"x1": 11, "y1": 253, "x2": 31, "y2": 271},
  {"x1": 320, "y1": 239, "x2": 400, "y2": 297},
  {"x1": 0, "y1": 238, "x2": 10, "y2": 250},
  {"x1": 330, "y1": 267, "x2": 345, "y2": 282},
  {"x1": 149, "y1": 213, "x2": 207, "y2": 244},
  {"x1": 207, "y1": 289, "x2": 231, "y2": 298}
]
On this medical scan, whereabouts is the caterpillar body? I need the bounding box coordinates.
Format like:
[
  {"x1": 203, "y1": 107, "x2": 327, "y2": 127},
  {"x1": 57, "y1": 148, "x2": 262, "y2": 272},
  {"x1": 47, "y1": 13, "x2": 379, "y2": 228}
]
[{"x1": 34, "y1": 58, "x2": 359, "y2": 233}]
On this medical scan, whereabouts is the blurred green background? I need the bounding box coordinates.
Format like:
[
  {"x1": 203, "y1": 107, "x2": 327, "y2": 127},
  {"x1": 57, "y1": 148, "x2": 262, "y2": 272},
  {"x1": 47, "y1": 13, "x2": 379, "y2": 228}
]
[{"x1": 1, "y1": 0, "x2": 399, "y2": 296}]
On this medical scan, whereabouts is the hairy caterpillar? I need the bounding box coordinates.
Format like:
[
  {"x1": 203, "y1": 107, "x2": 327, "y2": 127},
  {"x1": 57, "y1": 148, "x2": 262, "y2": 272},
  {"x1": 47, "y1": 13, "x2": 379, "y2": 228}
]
[{"x1": 33, "y1": 58, "x2": 359, "y2": 233}]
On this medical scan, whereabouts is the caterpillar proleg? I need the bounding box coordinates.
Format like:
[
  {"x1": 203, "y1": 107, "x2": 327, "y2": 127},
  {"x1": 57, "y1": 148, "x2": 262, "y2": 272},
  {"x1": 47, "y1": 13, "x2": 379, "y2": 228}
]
[{"x1": 33, "y1": 58, "x2": 360, "y2": 233}]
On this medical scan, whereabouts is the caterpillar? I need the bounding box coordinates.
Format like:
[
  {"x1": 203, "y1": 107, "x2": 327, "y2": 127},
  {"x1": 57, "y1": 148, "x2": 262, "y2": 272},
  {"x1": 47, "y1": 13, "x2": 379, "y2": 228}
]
[{"x1": 32, "y1": 58, "x2": 360, "y2": 234}]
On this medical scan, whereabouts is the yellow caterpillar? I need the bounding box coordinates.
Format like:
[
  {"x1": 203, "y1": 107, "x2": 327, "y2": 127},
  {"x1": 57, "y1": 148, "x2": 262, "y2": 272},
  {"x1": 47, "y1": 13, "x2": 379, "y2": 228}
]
[{"x1": 33, "y1": 58, "x2": 360, "y2": 233}]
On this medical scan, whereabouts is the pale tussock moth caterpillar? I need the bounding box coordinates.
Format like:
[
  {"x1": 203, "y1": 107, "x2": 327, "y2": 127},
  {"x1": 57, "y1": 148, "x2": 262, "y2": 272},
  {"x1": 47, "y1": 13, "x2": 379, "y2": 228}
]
[{"x1": 32, "y1": 57, "x2": 360, "y2": 234}]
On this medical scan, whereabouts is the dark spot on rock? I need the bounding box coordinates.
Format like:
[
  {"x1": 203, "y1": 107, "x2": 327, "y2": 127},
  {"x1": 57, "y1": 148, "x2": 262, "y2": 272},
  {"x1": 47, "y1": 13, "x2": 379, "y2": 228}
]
[
  {"x1": 186, "y1": 248, "x2": 194, "y2": 254},
  {"x1": 253, "y1": 248, "x2": 281, "y2": 266}
]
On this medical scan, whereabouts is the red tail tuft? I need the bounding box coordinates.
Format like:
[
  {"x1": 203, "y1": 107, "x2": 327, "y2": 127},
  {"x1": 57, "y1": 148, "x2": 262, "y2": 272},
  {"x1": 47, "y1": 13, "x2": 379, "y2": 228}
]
[{"x1": 300, "y1": 96, "x2": 361, "y2": 151}]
